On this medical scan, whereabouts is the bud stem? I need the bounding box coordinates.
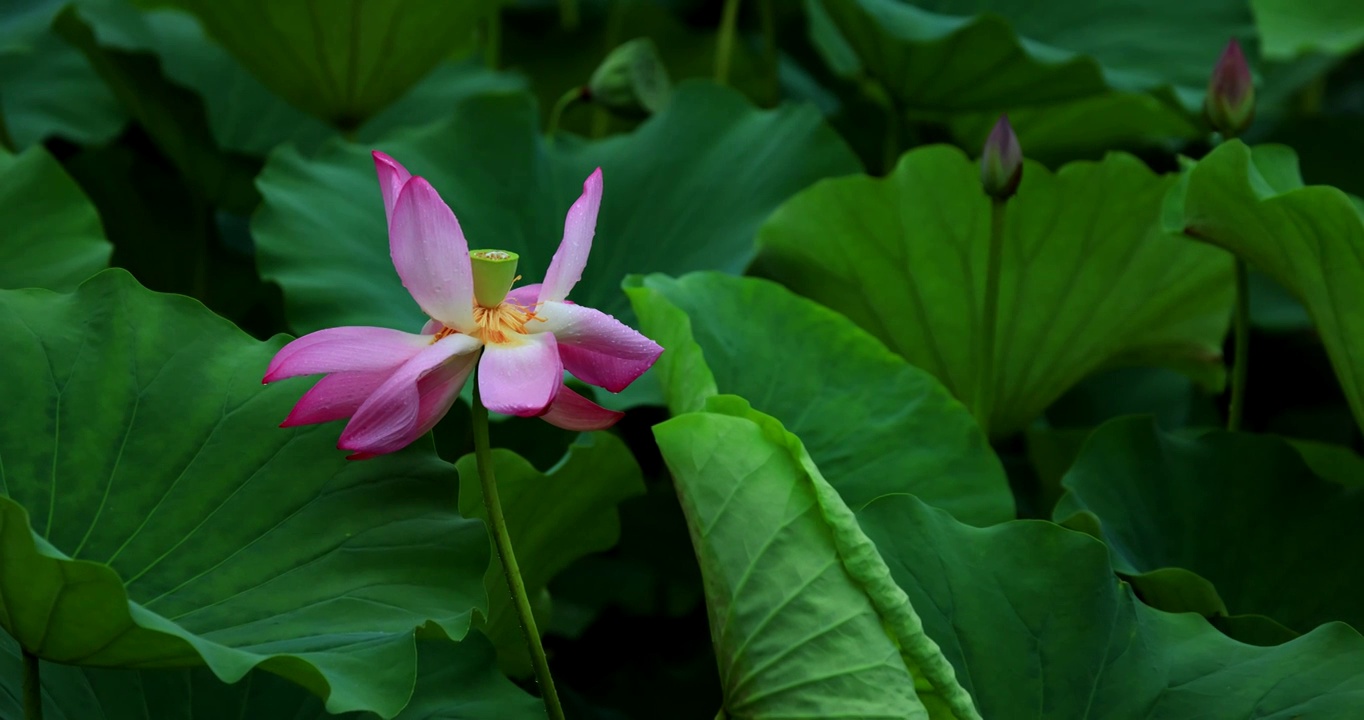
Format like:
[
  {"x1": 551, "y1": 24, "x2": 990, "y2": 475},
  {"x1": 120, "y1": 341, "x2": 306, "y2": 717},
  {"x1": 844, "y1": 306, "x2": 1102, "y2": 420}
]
[
  {"x1": 472, "y1": 375, "x2": 566, "y2": 720},
  {"x1": 715, "y1": 0, "x2": 741, "y2": 86},
  {"x1": 974, "y1": 198, "x2": 1007, "y2": 438}
]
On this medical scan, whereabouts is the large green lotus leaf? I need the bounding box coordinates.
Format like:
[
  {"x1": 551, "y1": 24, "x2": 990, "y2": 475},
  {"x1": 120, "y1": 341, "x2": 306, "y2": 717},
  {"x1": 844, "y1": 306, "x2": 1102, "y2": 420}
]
[
  {"x1": 812, "y1": 0, "x2": 1251, "y2": 114},
  {"x1": 0, "y1": 270, "x2": 489, "y2": 719},
  {"x1": 1252, "y1": 0, "x2": 1364, "y2": 59},
  {"x1": 858, "y1": 493, "x2": 1364, "y2": 717},
  {"x1": 254, "y1": 81, "x2": 860, "y2": 334},
  {"x1": 626, "y1": 271, "x2": 1011, "y2": 524},
  {"x1": 655, "y1": 396, "x2": 981, "y2": 719},
  {"x1": 73, "y1": 0, "x2": 523, "y2": 157},
  {"x1": 1, "y1": 632, "x2": 543, "y2": 720},
  {"x1": 149, "y1": 0, "x2": 493, "y2": 128},
  {"x1": 1178, "y1": 140, "x2": 1364, "y2": 435},
  {"x1": 457, "y1": 434, "x2": 644, "y2": 675},
  {"x1": 0, "y1": 25, "x2": 124, "y2": 149},
  {"x1": 1054, "y1": 417, "x2": 1364, "y2": 633},
  {"x1": 754, "y1": 145, "x2": 1233, "y2": 437},
  {"x1": 0, "y1": 145, "x2": 111, "y2": 291}
]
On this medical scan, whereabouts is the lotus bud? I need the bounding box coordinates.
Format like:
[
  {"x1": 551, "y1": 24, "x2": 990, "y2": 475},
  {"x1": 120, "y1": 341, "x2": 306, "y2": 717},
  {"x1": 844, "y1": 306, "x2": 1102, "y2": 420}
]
[
  {"x1": 979, "y1": 115, "x2": 1022, "y2": 200},
  {"x1": 1204, "y1": 38, "x2": 1255, "y2": 138},
  {"x1": 586, "y1": 38, "x2": 672, "y2": 118}
]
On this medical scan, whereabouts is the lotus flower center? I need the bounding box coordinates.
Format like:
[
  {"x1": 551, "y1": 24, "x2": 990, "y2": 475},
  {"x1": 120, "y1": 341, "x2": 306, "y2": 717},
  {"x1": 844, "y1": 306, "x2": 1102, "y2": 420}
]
[{"x1": 471, "y1": 301, "x2": 540, "y2": 345}]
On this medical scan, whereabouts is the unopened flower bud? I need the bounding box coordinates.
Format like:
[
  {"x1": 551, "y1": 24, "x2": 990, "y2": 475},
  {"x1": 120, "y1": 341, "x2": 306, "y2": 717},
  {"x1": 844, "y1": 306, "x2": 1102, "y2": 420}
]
[
  {"x1": 470, "y1": 249, "x2": 519, "y2": 308},
  {"x1": 1204, "y1": 38, "x2": 1254, "y2": 138},
  {"x1": 586, "y1": 38, "x2": 672, "y2": 118},
  {"x1": 979, "y1": 115, "x2": 1022, "y2": 200}
]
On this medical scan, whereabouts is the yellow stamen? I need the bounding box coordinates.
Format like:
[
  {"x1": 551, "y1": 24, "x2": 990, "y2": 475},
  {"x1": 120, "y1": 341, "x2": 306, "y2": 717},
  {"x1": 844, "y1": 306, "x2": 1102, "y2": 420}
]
[
  {"x1": 430, "y1": 296, "x2": 547, "y2": 346},
  {"x1": 473, "y1": 301, "x2": 542, "y2": 345}
]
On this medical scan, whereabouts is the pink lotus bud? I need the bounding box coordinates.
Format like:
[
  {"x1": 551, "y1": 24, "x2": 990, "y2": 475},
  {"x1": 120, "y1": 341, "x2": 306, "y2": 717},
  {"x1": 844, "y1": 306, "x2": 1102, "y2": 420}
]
[
  {"x1": 1204, "y1": 39, "x2": 1254, "y2": 138},
  {"x1": 979, "y1": 115, "x2": 1022, "y2": 200}
]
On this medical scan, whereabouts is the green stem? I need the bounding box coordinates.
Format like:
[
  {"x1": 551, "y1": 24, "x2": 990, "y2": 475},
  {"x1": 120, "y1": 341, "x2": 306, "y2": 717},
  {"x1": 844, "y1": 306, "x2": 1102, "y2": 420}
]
[
  {"x1": 23, "y1": 649, "x2": 42, "y2": 720},
  {"x1": 862, "y1": 80, "x2": 901, "y2": 174},
  {"x1": 0, "y1": 104, "x2": 14, "y2": 152},
  {"x1": 471, "y1": 376, "x2": 564, "y2": 720},
  {"x1": 559, "y1": 0, "x2": 579, "y2": 30},
  {"x1": 1227, "y1": 257, "x2": 1250, "y2": 431},
  {"x1": 714, "y1": 0, "x2": 741, "y2": 85},
  {"x1": 974, "y1": 198, "x2": 1006, "y2": 437},
  {"x1": 759, "y1": 0, "x2": 778, "y2": 105},
  {"x1": 546, "y1": 87, "x2": 584, "y2": 139}
]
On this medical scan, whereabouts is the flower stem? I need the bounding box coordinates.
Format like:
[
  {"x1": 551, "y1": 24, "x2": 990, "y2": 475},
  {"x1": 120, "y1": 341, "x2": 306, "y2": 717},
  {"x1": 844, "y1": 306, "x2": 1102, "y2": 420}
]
[
  {"x1": 23, "y1": 648, "x2": 42, "y2": 720},
  {"x1": 1227, "y1": 257, "x2": 1250, "y2": 431},
  {"x1": 974, "y1": 198, "x2": 1006, "y2": 437},
  {"x1": 714, "y1": 0, "x2": 741, "y2": 86},
  {"x1": 470, "y1": 377, "x2": 564, "y2": 720},
  {"x1": 546, "y1": 87, "x2": 583, "y2": 140}
]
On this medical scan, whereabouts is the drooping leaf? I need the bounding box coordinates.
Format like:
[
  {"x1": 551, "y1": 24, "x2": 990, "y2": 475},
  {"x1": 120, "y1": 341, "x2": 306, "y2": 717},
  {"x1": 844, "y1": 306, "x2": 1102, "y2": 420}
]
[
  {"x1": 811, "y1": 0, "x2": 1251, "y2": 114},
  {"x1": 254, "y1": 81, "x2": 860, "y2": 335},
  {"x1": 858, "y1": 492, "x2": 1364, "y2": 718},
  {"x1": 1252, "y1": 0, "x2": 1364, "y2": 59},
  {"x1": 155, "y1": 0, "x2": 495, "y2": 128},
  {"x1": 1054, "y1": 417, "x2": 1364, "y2": 634},
  {"x1": 0, "y1": 145, "x2": 111, "y2": 291},
  {"x1": 654, "y1": 397, "x2": 980, "y2": 719},
  {"x1": 55, "y1": 3, "x2": 262, "y2": 214},
  {"x1": 74, "y1": 0, "x2": 333, "y2": 155},
  {"x1": 0, "y1": 270, "x2": 488, "y2": 719},
  {"x1": 1178, "y1": 140, "x2": 1364, "y2": 436},
  {"x1": 0, "y1": 25, "x2": 125, "y2": 149},
  {"x1": 626, "y1": 271, "x2": 1012, "y2": 524},
  {"x1": 755, "y1": 145, "x2": 1233, "y2": 436},
  {"x1": 0, "y1": 632, "x2": 544, "y2": 720},
  {"x1": 457, "y1": 434, "x2": 645, "y2": 675},
  {"x1": 73, "y1": 0, "x2": 525, "y2": 157},
  {"x1": 656, "y1": 391, "x2": 1364, "y2": 717}
]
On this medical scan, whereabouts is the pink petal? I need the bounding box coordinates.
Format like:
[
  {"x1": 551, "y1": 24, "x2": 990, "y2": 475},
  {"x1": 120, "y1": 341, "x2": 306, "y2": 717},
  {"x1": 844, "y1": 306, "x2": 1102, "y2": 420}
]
[
  {"x1": 421, "y1": 318, "x2": 444, "y2": 335},
  {"x1": 281, "y1": 369, "x2": 392, "y2": 427},
  {"x1": 505, "y1": 283, "x2": 542, "y2": 309},
  {"x1": 372, "y1": 151, "x2": 412, "y2": 224},
  {"x1": 264, "y1": 326, "x2": 431, "y2": 383},
  {"x1": 538, "y1": 168, "x2": 603, "y2": 304},
  {"x1": 390, "y1": 177, "x2": 476, "y2": 332},
  {"x1": 337, "y1": 334, "x2": 482, "y2": 456},
  {"x1": 539, "y1": 385, "x2": 624, "y2": 431},
  {"x1": 478, "y1": 333, "x2": 562, "y2": 417},
  {"x1": 345, "y1": 358, "x2": 474, "y2": 460},
  {"x1": 534, "y1": 302, "x2": 662, "y2": 392}
]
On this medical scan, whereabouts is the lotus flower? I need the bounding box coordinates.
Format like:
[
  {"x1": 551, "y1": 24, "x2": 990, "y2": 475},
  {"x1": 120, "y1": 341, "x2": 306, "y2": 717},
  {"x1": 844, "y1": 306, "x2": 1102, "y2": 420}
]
[{"x1": 263, "y1": 151, "x2": 663, "y2": 459}]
